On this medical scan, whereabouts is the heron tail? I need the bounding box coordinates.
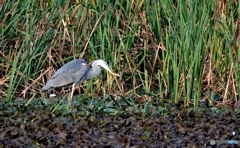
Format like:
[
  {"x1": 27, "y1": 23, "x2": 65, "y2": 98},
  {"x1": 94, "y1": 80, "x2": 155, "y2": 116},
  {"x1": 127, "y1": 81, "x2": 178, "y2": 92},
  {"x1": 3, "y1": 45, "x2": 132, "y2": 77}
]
[{"x1": 41, "y1": 82, "x2": 52, "y2": 92}]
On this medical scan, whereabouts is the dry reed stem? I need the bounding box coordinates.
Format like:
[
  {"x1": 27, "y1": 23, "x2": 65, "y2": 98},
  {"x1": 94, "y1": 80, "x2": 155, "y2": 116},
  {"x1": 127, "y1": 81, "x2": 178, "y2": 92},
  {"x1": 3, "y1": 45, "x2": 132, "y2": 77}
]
[{"x1": 80, "y1": 11, "x2": 106, "y2": 58}]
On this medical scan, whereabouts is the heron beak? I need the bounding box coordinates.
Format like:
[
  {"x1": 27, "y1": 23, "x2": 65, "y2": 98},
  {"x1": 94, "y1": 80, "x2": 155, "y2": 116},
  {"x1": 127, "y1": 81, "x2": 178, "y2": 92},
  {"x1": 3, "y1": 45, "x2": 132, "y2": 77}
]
[{"x1": 100, "y1": 63, "x2": 120, "y2": 77}]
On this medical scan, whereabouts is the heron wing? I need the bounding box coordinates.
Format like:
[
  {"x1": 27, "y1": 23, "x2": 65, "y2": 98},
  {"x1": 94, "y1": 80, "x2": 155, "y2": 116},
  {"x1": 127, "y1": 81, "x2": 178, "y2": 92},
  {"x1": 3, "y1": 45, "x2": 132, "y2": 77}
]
[{"x1": 49, "y1": 59, "x2": 89, "y2": 88}]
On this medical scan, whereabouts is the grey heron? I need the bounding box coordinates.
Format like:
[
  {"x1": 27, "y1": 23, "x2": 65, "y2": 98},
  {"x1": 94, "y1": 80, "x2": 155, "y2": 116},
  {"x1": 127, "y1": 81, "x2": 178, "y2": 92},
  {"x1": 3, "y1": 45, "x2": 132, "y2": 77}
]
[{"x1": 42, "y1": 59, "x2": 120, "y2": 108}]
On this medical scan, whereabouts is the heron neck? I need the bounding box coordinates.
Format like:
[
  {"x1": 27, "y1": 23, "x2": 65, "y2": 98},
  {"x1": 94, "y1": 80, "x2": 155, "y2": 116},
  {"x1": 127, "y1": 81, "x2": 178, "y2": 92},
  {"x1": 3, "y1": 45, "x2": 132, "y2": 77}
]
[{"x1": 86, "y1": 66, "x2": 101, "y2": 80}]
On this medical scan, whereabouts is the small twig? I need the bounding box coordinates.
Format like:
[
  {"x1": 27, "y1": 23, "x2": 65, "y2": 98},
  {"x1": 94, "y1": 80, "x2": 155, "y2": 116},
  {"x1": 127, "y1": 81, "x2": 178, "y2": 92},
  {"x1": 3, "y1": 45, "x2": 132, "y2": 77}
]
[
  {"x1": 223, "y1": 63, "x2": 233, "y2": 103},
  {"x1": 61, "y1": 18, "x2": 72, "y2": 43}
]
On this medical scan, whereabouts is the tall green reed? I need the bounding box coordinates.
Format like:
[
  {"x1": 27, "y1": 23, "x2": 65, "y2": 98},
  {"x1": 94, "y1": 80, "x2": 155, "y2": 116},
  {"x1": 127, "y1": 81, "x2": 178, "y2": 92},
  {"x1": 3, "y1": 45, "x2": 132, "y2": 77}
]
[{"x1": 146, "y1": 0, "x2": 239, "y2": 107}]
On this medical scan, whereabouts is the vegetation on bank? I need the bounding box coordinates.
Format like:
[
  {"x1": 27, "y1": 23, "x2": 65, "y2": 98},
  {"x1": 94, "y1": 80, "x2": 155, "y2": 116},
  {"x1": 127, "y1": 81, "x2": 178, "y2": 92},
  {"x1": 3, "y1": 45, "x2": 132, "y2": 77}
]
[{"x1": 0, "y1": 0, "x2": 239, "y2": 108}]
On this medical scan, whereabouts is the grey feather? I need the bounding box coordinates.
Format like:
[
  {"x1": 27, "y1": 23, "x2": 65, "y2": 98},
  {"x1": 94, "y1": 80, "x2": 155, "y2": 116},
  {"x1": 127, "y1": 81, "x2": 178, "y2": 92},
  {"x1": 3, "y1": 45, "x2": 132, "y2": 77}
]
[{"x1": 42, "y1": 59, "x2": 89, "y2": 92}]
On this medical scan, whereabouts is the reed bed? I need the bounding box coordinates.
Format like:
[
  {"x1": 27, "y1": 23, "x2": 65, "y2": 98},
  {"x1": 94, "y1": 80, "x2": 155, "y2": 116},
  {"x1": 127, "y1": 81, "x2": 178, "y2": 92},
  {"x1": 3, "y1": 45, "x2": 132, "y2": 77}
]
[{"x1": 0, "y1": 0, "x2": 239, "y2": 107}]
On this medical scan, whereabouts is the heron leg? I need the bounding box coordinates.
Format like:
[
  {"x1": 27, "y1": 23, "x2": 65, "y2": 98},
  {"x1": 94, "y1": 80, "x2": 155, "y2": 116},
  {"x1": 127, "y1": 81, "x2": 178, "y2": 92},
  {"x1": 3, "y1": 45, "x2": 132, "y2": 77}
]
[
  {"x1": 70, "y1": 83, "x2": 75, "y2": 100},
  {"x1": 68, "y1": 83, "x2": 75, "y2": 110}
]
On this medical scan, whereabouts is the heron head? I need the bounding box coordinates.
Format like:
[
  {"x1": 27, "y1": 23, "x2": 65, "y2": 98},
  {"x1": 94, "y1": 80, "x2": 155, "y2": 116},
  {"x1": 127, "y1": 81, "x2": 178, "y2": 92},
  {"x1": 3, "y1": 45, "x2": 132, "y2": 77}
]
[{"x1": 93, "y1": 59, "x2": 120, "y2": 77}]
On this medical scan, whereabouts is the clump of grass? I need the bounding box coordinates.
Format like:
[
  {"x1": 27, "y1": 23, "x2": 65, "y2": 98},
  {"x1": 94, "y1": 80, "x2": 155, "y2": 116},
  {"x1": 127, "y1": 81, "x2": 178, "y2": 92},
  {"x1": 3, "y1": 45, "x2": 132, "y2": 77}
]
[{"x1": 0, "y1": 0, "x2": 239, "y2": 108}]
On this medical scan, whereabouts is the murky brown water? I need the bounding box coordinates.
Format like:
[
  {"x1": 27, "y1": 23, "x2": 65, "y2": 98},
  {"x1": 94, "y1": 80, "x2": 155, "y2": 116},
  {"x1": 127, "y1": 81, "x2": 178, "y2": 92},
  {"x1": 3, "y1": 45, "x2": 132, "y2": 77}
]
[{"x1": 0, "y1": 98, "x2": 239, "y2": 147}]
